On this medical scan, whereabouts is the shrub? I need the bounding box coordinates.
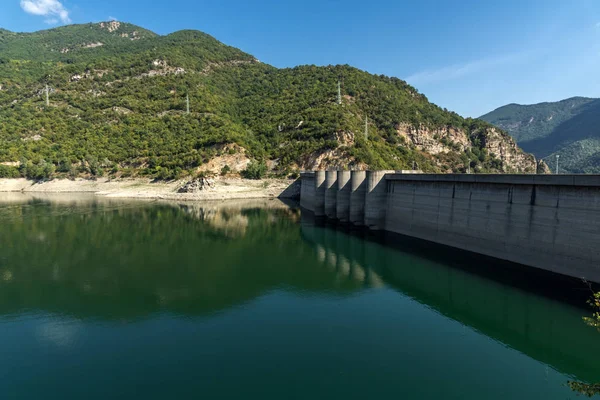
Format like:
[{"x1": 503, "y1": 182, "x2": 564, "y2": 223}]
[
  {"x1": 121, "y1": 168, "x2": 134, "y2": 178},
  {"x1": 0, "y1": 165, "x2": 20, "y2": 178},
  {"x1": 57, "y1": 158, "x2": 71, "y2": 173},
  {"x1": 242, "y1": 160, "x2": 267, "y2": 180},
  {"x1": 86, "y1": 155, "x2": 100, "y2": 176},
  {"x1": 67, "y1": 164, "x2": 78, "y2": 179},
  {"x1": 22, "y1": 160, "x2": 55, "y2": 181}
]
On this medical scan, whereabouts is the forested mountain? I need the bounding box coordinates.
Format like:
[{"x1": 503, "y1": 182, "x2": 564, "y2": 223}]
[
  {"x1": 0, "y1": 22, "x2": 543, "y2": 180},
  {"x1": 481, "y1": 97, "x2": 600, "y2": 173}
]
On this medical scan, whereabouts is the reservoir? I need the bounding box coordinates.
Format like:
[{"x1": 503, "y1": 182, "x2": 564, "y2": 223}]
[{"x1": 0, "y1": 194, "x2": 599, "y2": 399}]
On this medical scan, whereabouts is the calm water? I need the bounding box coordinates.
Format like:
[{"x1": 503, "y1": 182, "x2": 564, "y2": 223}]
[{"x1": 0, "y1": 194, "x2": 599, "y2": 399}]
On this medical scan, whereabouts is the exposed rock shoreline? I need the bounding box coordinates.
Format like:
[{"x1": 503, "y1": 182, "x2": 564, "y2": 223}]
[{"x1": 0, "y1": 178, "x2": 300, "y2": 202}]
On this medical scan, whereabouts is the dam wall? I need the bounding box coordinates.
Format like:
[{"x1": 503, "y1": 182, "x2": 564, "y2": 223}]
[
  {"x1": 314, "y1": 171, "x2": 326, "y2": 217},
  {"x1": 299, "y1": 172, "x2": 600, "y2": 283},
  {"x1": 299, "y1": 172, "x2": 315, "y2": 211},
  {"x1": 364, "y1": 170, "x2": 395, "y2": 230},
  {"x1": 349, "y1": 171, "x2": 367, "y2": 226},
  {"x1": 324, "y1": 170, "x2": 338, "y2": 219},
  {"x1": 336, "y1": 171, "x2": 352, "y2": 223}
]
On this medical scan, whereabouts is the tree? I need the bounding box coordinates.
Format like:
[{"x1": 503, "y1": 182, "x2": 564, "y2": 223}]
[{"x1": 242, "y1": 160, "x2": 267, "y2": 180}]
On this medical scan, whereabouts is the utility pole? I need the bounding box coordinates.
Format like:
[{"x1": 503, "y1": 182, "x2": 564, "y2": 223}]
[
  {"x1": 337, "y1": 80, "x2": 342, "y2": 105},
  {"x1": 555, "y1": 154, "x2": 560, "y2": 175},
  {"x1": 45, "y1": 84, "x2": 49, "y2": 107}
]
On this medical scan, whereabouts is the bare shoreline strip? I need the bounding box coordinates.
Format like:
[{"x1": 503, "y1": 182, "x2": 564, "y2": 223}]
[{"x1": 0, "y1": 178, "x2": 299, "y2": 202}]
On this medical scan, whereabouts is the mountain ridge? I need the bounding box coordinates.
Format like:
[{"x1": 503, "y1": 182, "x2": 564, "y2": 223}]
[
  {"x1": 498, "y1": 96, "x2": 596, "y2": 108},
  {"x1": 0, "y1": 21, "x2": 544, "y2": 180},
  {"x1": 481, "y1": 97, "x2": 600, "y2": 173}
]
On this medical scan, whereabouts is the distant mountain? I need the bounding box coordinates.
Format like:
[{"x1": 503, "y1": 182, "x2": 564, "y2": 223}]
[
  {"x1": 481, "y1": 97, "x2": 600, "y2": 173},
  {"x1": 0, "y1": 22, "x2": 541, "y2": 180}
]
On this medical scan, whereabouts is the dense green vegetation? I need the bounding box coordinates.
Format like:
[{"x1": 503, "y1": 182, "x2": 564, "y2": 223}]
[
  {"x1": 0, "y1": 22, "x2": 536, "y2": 180},
  {"x1": 481, "y1": 97, "x2": 600, "y2": 173}
]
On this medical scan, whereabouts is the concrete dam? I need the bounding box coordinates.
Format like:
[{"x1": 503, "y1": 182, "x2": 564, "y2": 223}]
[{"x1": 299, "y1": 171, "x2": 600, "y2": 283}]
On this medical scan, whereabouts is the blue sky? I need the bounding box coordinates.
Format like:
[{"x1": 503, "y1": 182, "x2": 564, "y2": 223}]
[{"x1": 2, "y1": 0, "x2": 600, "y2": 116}]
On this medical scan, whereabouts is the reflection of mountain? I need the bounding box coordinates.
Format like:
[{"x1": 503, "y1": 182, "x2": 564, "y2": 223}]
[
  {"x1": 301, "y1": 219, "x2": 600, "y2": 384},
  {"x1": 177, "y1": 199, "x2": 300, "y2": 238},
  {"x1": 0, "y1": 196, "x2": 362, "y2": 320}
]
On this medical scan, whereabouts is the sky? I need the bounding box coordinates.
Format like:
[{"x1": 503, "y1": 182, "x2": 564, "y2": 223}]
[{"x1": 1, "y1": 0, "x2": 599, "y2": 117}]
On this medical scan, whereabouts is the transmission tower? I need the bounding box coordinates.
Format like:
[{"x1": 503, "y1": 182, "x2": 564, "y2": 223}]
[
  {"x1": 364, "y1": 115, "x2": 369, "y2": 140},
  {"x1": 186, "y1": 94, "x2": 190, "y2": 114},
  {"x1": 337, "y1": 80, "x2": 342, "y2": 105},
  {"x1": 45, "y1": 84, "x2": 50, "y2": 107}
]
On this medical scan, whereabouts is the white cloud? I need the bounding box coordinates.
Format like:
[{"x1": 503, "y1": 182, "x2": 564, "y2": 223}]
[
  {"x1": 405, "y1": 53, "x2": 526, "y2": 86},
  {"x1": 108, "y1": 16, "x2": 117, "y2": 21},
  {"x1": 20, "y1": 0, "x2": 71, "y2": 24}
]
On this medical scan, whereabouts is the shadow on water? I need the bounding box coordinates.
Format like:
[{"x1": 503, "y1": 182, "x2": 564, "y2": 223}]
[{"x1": 300, "y1": 212, "x2": 600, "y2": 384}]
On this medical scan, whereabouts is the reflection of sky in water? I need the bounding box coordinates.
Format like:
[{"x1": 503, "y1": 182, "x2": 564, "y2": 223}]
[
  {"x1": 1, "y1": 269, "x2": 13, "y2": 282},
  {"x1": 37, "y1": 319, "x2": 82, "y2": 348}
]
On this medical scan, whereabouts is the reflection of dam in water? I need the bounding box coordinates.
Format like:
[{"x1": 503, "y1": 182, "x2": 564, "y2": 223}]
[
  {"x1": 301, "y1": 215, "x2": 600, "y2": 384},
  {"x1": 306, "y1": 226, "x2": 384, "y2": 289}
]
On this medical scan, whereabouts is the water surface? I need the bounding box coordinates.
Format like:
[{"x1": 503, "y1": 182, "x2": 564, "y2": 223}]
[{"x1": 0, "y1": 194, "x2": 598, "y2": 399}]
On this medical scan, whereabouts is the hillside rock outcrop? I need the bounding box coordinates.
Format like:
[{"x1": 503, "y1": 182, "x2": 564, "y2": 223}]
[{"x1": 479, "y1": 128, "x2": 539, "y2": 173}]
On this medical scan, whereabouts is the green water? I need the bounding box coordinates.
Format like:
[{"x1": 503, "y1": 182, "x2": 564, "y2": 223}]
[{"x1": 0, "y1": 194, "x2": 598, "y2": 399}]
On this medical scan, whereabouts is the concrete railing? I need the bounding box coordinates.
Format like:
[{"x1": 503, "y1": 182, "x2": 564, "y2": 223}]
[{"x1": 299, "y1": 171, "x2": 600, "y2": 283}]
